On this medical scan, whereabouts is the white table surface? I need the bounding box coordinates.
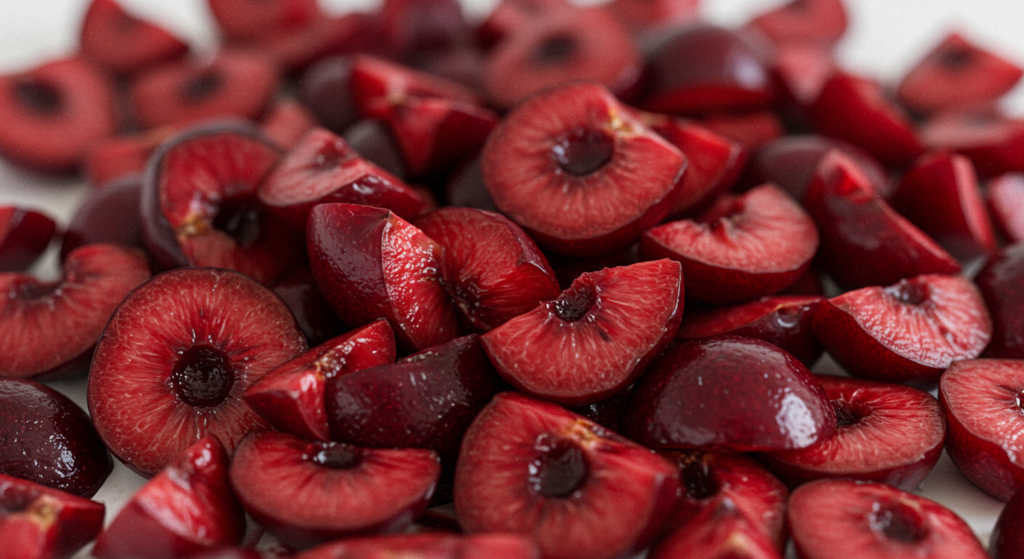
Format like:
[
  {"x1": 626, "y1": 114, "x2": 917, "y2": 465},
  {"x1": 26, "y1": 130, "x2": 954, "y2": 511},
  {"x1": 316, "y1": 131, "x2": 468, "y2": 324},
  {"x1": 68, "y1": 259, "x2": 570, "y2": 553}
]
[{"x1": 0, "y1": 0, "x2": 1019, "y2": 556}]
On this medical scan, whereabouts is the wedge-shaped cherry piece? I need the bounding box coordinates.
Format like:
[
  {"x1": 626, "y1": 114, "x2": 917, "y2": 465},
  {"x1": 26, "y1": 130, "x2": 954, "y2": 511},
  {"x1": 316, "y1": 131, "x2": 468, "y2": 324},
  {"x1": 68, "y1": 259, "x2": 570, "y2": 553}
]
[
  {"x1": 676, "y1": 295, "x2": 824, "y2": 367},
  {"x1": 0, "y1": 57, "x2": 116, "y2": 173},
  {"x1": 298, "y1": 56, "x2": 358, "y2": 134},
  {"x1": 897, "y1": 32, "x2": 1023, "y2": 115},
  {"x1": 350, "y1": 56, "x2": 498, "y2": 179},
  {"x1": 244, "y1": 319, "x2": 396, "y2": 441},
  {"x1": 307, "y1": 203, "x2": 461, "y2": 353},
  {"x1": 208, "y1": 0, "x2": 320, "y2": 42},
  {"x1": 380, "y1": 0, "x2": 466, "y2": 58},
  {"x1": 0, "y1": 473, "x2": 105, "y2": 559},
  {"x1": 415, "y1": 207, "x2": 560, "y2": 332},
  {"x1": 641, "y1": 184, "x2": 818, "y2": 304},
  {"x1": 638, "y1": 112, "x2": 746, "y2": 219},
  {"x1": 230, "y1": 430, "x2": 439, "y2": 550},
  {"x1": 326, "y1": 334, "x2": 502, "y2": 470},
  {"x1": 642, "y1": 24, "x2": 774, "y2": 116},
  {"x1": 130, "y1": 49, "x2": 278, "y2": 129},
  {"x1": 991, "y1": 486, "x2": 1024, "y2": 559},
  {"x1": 920, "y1": 110, "x2": 1024, "y2": 178},
  {"x1": 988, "y1": 173, "x2": 1024, "y2": 243},
  {"x1": 80, "y1": 0, "x2": 189, "y2": 75},
  {"x1": 760, "y1": 375, "x2": 946, "y2": 491},
  {"x1": 271, "y1": 267, "x2": 346, "y2": 347},
  {"x1": 0, "y1": 244, "x2": 150, "y2": 379},
  {"x1": 482, "y1": 82, "x2": 687, "y2": 257},
  {"x1": 803, "y1": 151, "x2": 960, "y2": 289},
  {"x1": 605, "y1": 0, "x2": 698, "y2": 34},
  {"x1": 696, "y1": 110, "x2": 784, "y2": 152},
  {"x1": 661, "y1": 449, "x2": 788, "y2": 552},
  {"x1": 88, "y1": 267, "x2": 307, "y2": 476},
  {"x1": 1, "y1": 378, "x2": 111, "y2": 498},
  {"x1": 295, "y1": 532, "x2": 541, "y2": 559},
  {"x1": 141, "y1": 123, "x2": 303, "y2": 286},
  {"x1": 746, "y1": 0, "x2": 847, "y2": 47},
  {"x1": 255, "y1": 12, "x2": 384, "y2": 73},
  {"x1": 60, "y1": 175, "x2": 143, "y2": 260},
  {"x1": 940, "y1": 358, "x2": 1024, "y2": 501},
  {"x1": 623, "y1": 336, "x2": 836, "y2": 451},
  {"x1": 455, "y1": 392, "x2": 679, "y2": 559},
  {"x1": 890, "y1": 152, "x2": 997, "y2": 260},
  {"x1": 481, "y1": 259, "x2": 682, "y2": 406},
  {"x1": 92, "y1": 436, "x2": 246, "y2": 559},
  {"x1": 787, "y1": 479, "x2": 988, "y2": 559},
  {"x1": 649, "y1": 500, "x2": 783, "y2": 559},
  {"x1": 808, "y1": 73, "x2": 925, "y2": 168},
  {"x1": 813, "y1": 273, "x2": 991, "y2": 383},
  {"x1": 259, "y1": 128, "x2": 426, "y2": 229},
  {"x1": 260, "y1": 97, "x2": 317, "y2": 150},
  {"x1": 0, "y1": 206, "x2": 57, "y2": 272},
  {"x1": 482, "y1": 5, "x2": 642, "y2": 110},
  {"x1": 976, "y1": 244, "x2": 1024, "y2": 358},
  {"x1": 744, "y1": 134, "x2": 890, "y2": 200},
  {"x1": 771, "y1": 42, "x2": 838, "y2": 106},
  {"x1": 475, "y1": 0, "x2": 569, "y2": 50}
]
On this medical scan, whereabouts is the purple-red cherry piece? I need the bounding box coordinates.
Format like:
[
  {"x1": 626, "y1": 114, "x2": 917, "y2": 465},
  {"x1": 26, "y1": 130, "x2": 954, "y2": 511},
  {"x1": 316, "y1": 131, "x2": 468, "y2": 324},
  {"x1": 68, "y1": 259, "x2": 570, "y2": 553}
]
[
  {"x1": 258, "y1": 127, "x2": 426, "y2": 230},
  {"x1": 991, "y1": 486, "x2": 1024, "y2": 559},
  {"x1": 91, "y1": 436, "x2": 246, "y2": 559},
  {"x1": 229, "y1": 430, "x2": 440, "y2": 550},
  {"x1": 939, "y1": 358, "x2": 1024, "y2": 501},
  {"x1": 787, "y1": 479, "x2": 988, "y2": 558},
  {"x1": 676, "y1": 294, "x2": 824, "y2": 367},
  {"x1": 975, "y1": 243, "x2": 1024, "y2": 358},
  {"x1": 896, "y1": 32, "x2": 1023, "y2": 115},
  {"x1": 454, "y1": 391, "x2": 680, "y2": 559},
  {"x1": 88, "y1": 267, "x2": 308, "y2": 476},
  {"x1": 0, "y1": 244, "x2": 151, "y2": 379},
  {"x1": 0, "y1": 473, "x2": 106, "y2": 559},
  {"x1": 271, "y1": 266, "x2": 346, "y2": 347},
  {"x1": 623, "y1": 335, "x2": 837, "y2": 451},
  {"x1": 481, "y1": 5, "x2": 642, "y2": 110},
  {"x1": 803, "y1": 151, "x2": 961, "y2": 289},
  {"x1": 481, "y1": 82, "x2": 687, "y2": 257},
  {"x1": 640, "y1": 183, "x2": 819, "y2": 304},
  {"x1": 306, "y1": 203, "x2": 461, "y2": 353},
  {"x1": 79, "y1": 0, "x2": 189, "y2": 75},
  {"x1": 760, "y1": 374, "x2": 946, "y2": 491},
  {"x1": 129, "y1": 49, "x2": 279, "y2": 129},
  {"x1": 0, "y1": 206, "x2": 57, "y2": 272},
  {"x1": 812, "y1": 273, "x2": 991, "y2": 383},
  {"x1": 59, "y1": 175, "x2": 143, "y2": 261},
  {"x1": 414, "y1": 207, "x2": 560, "y2": 332},
  {"x1": 0, "y1": 57, "x2": 116, "y2": 173},
  {"x1": 481, "y1": 259, "x2": 682, "y2": 406},
  {"x1": 642, "y1": 23, "x2": 774, "y2": 116},
  {"x1": 141, "y1": 123, "x2": 303, "y2": 286},
  {"x1": 0, "y1": 378, "x2": 111, "y2": 498},
  {"x1": 295, "y1": 532, "x2": 541, "y2": 559},
  {"x1": 243, "y1": 319, "x2": 396, "y2": 442}
]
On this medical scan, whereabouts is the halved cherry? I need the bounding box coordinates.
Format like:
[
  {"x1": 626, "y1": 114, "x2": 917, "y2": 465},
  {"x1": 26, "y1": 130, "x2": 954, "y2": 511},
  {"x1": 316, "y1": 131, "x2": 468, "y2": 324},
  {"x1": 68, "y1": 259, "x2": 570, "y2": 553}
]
[
  {"x1": 79, "y1": 0, "x2": 189, "y2": 75},
  {"x1": 295, "y1": 532, "x2": 541, "y2": 559}
]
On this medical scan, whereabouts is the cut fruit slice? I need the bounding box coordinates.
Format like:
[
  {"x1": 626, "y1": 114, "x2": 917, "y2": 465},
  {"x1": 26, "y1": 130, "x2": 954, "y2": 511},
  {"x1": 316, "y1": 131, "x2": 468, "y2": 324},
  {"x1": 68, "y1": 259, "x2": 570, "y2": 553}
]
[
  {"x1": 481, "y1": 82, "x2": 687, "y2": 257},
  {"x1": 760, "y1": 375, "x2": 946, "y2": 490},
  {"x1": 207, "y1": 0, "x2": 320, "y2": 42},
  {"x1": 0, "y1": 473, "x2": 106, "y2": 559},
  {"x1": 243, "y1": 319, "x2": 397, "y2": 442},
  {"x1": 230, "y1": 430, "x2": 440, "y2": 550},
  {"x1": 940, "y1": 358, "x2": 1024, "y2": 501},
  {"x1": 746, "y1": 0, "x2": 847, "y2": 47},
  {"x1": 88, "y1": 267, "x2": 308, "y2": 476},
  {"x1": 295, "y1": 532, "x2": 541, "y2": 559},
  {"x1": 787, "y1": 479, "x2": 988, "y2": 559},
  {"x1": 454, "y1": 392, "x2": 679, "y2": 559},
  {"x1": 306, "y1": 203, "x2": 461, "y2": 353},
  {"x1": 640, "y1": 183, "x2": 818, "y2": 304},
  {"x1": 812, "y1": 273, "x2": 991, "y2": 383},
  {"x1": 987, "y1": 172, "x2": 1024, "y2": 243},
  {"x1": 0, "y1": 206, "x2": 58, "y2": 272},
  {"x1": 0, "y1": 243, "x2": 151, "y2": 379},
  {"x1": 414, "y1": 207, "x2": 560, "y2": 332},
  {"x1": 480, "y1": 259, "x2": 683, "y2": 406},
  {"x1": 623, "y1": 336, "x2": 837, "y2": 451},
  {"x1": 60, "y1": 175, "x2": 143, "y2": 261},
  {"x1": 91, "y1": 436, "x2": 246, "y2": 559},
  {"x1": 79, "y1": 0, "x2": 189, "y2": 75},
  {"x1": 975, "y1": 243, "x2": 1024, "y2": 358}
]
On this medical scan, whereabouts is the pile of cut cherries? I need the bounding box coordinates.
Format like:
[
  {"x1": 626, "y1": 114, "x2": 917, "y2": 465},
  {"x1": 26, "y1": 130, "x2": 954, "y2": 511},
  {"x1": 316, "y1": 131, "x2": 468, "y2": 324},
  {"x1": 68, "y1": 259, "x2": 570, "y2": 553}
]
[{"x1": 2, "y1": 0, "x2": 1024, "y2": 558}]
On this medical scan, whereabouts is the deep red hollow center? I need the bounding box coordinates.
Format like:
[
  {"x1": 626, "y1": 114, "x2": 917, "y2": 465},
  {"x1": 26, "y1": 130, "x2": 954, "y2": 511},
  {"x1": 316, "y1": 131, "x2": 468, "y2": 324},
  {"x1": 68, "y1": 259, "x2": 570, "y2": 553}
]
[
  {"x1": 171, "y1": 344, "x2": 235, "y2": 408},
  {"x1": 551, "y1": 282, "x2": 596, "y2": 322},
  {"x1": 15, "y1": 78, "x2": 62, "y2": 116},
  {"x1": 529, "y1": 435, "x2": 589, "y2": 498},
  {"x1": 885, "y1": 279, "x2": 929, "y2": 306},
  {"x1": 551, "y1": 128, "x2": 614, "y2": 177},
  {"x1": 868, "y1": 499, "x2": 928, "y2": 543},
  {"x1": 832, "y1": 399, "x2": 867, "y2": 429},
  {"x1": 182, "y1": 70, "x2": 222, "y2": 102},
  {"x1": 213, "y1": 198, "x2": 262, "y2": 246},
  {"x1": 307, "y1": 442, "x2": 362, "y2": 470},
  {"x1": 533, "y1": 34, "x2": 578, "y2": 66},
  {"x1": 681, "y1": 459, "x2": 721, "y2": 500}
]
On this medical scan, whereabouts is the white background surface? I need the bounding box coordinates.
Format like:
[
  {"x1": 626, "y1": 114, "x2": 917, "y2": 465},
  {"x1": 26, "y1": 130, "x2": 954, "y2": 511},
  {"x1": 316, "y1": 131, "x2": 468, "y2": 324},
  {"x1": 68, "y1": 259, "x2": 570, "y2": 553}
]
[{"x1": 0, "y1": 0, "x2": 1021, "y2": 555}]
